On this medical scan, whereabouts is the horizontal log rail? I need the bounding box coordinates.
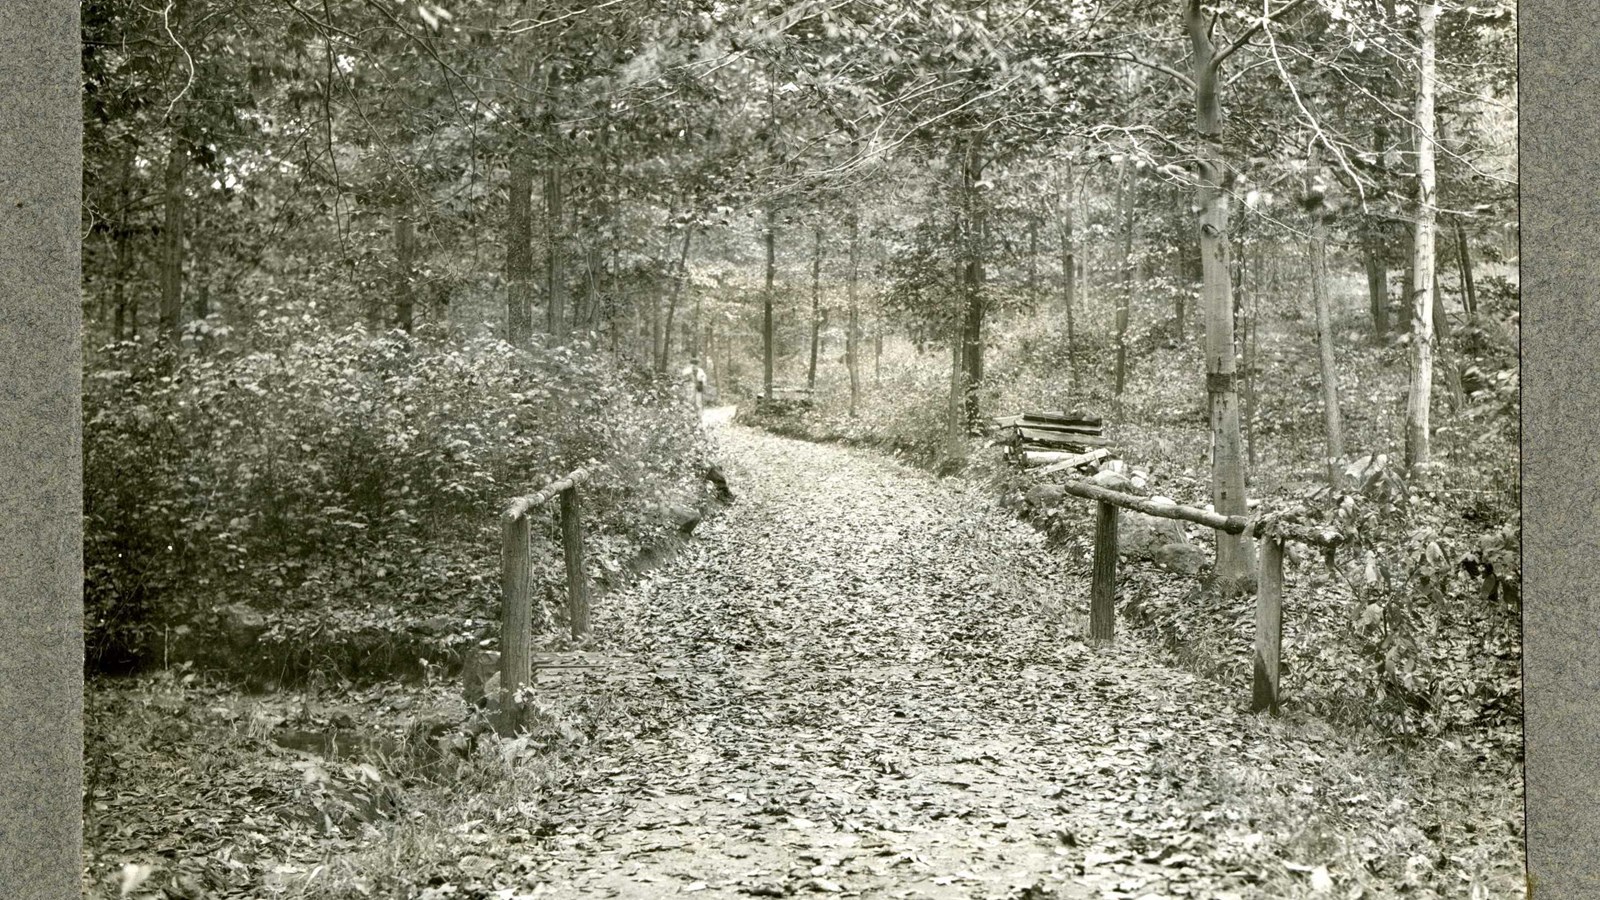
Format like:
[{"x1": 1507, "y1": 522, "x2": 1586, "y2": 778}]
[
  {"x1": 504, "y1": 467, "x2": 592, "y2": 521},
  {"x1": 498, "y1": 468, "x2": 594, "y2": 733},
  {"x1": 1052, "y1": 479, "x2": 1343, "y2": 548},
  {"x1": 1043, "y1": 473, "x2": 1346, "y2": 717}
]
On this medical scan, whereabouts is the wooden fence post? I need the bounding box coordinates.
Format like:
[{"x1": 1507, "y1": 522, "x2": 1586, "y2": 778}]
[
  {"x1": 1090, "y1": 500, "x2": 1118, "y2": 643},
  {"x1": 500, "y1": 512, "x2": 533, "y2": 732},
  {"x1": 560, "y1": 485, "x2": 590, "y2": 639},
  {"x1": 1251, "y1": 536, "x2": 1285, "y2": 715}
]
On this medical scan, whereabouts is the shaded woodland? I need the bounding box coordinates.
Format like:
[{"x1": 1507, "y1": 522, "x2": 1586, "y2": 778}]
[{"x1": 81, "y1": 0, "x2": 1519, "y2": 897}]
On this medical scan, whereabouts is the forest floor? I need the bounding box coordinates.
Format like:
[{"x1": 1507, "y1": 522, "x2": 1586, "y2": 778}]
[{"x1": 83, "y1": 412, "x2": 1523, "y2": 900}]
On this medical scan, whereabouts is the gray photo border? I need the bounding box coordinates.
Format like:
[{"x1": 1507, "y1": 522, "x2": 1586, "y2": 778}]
[
  {"x1": 1521, "y1": 1, "x2": 1597, "y2": 896},
  {"x1": 0, "y1": 2, "x2": 84, "y2": 899},
  {"x1": 0, "y1": 0, "x2": 1587, "y2": 897}
]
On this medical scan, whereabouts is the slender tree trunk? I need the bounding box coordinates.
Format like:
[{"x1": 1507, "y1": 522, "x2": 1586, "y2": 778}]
[
  {"x1": 1405, "y1": 1, "x2": 1438, "y2": 471},
  {"x1": 1114, "y1": 158, "x2": 1134, "y2": 403},
  {"x1": 946, "y1": 252, "x2": 969, "y2": 465},
  {"x1": 395, "y1": 202, "x2": 416, "y2": 333},
  {"x1": 1058, "y1": 162, "x2": 1079, "y2": 390},
  {"x1": 1060, "y1": 222, "x2": 1078, "y2": 392},
  {"x1": 958, "y1": 139, "x2": 987, "y2": 429},
  {"x1": 946, "y1": 141, "x2": 974, "y2": 462},
  {"x1": 1402, "y1": 223, "x2": 1416, "y2": 333},
  {"x1": 1365, "y1": 120, "x2": 1392, "y2": 337},
  {"x1": 1454, "y1": 217, "x2": 1477, "y2": 318},
  {"x1": 505, "y1": 148, "x2": 535, "y2": 348},
  {"x1": 545, "y1": 165, "x2": 566, "y2": 336},
  {"x1": 846, "y1": 211, "x2": 861, "y2": 417},
  {"x1": 961, "y1": 254, "x2": 984, "y2": 427},
  {"x1": 112, "y1": 230, "x2": 130, "y2": 340},
  {"x1": 807, "y1": 223, "x2": 823, "y2": 390},
  {"x1": 657, "y1": 226, "x2": 693, "y2": 373},
  {"x1": 159, "y1": 138, "x2": 186, "y2": 345},
  {"x1": 763, "y1": 205, "x2": 776, "y2": 400},
  {"x1": 1186, "y1": 0, "x2": 1252, "y2": 582},
  {"x1": 110, "y1": 148, "x2": 134, "y2": 340},
  {"x1": 1308, "y1": 154, "x2": 1345, "y2": 488},
  {"x1": 1174, "y1": 256, "x2": 1187, "y2": 343},
  {"x1": 1363, "y1": 223, "x2": 1389, "y2": 337},
  {"x1": 1244, "y1": 242, "x2": 1260, "y2": 468}
]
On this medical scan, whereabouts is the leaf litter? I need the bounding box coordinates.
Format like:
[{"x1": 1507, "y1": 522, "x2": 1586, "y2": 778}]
[{"x1": 84, "y1": 421, "x2": 1521, "y2": 899}]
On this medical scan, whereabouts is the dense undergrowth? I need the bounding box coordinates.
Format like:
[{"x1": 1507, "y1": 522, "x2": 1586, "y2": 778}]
[
  {"x1": 84, "y1": 309, "x2": 712, "y2": 682},
  {"x1": 740, "y1": 278, "x2": 1520, "y2": 745}
]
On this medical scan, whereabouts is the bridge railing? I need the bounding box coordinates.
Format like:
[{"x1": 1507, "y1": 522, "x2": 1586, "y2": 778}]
[
  {"x1": 498, "y1": 468, "x2": 592, "y2": 731},
  {"x1": 1051, "y1": 476, "x2": 1343, "y2": 715}
]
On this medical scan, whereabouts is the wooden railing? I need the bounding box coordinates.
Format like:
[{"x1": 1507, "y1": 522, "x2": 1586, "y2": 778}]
[
  {"x1": 1052, "y1": 477, "x2": 1343, "y2": 715},
  {"x1": 498, "y1": 468, "x2": 592, "y2": 731}
]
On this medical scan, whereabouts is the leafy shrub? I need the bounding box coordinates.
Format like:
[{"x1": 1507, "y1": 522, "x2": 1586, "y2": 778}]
[{"x1": 84, "y1": 316, "x2": 709, "y2": 674}]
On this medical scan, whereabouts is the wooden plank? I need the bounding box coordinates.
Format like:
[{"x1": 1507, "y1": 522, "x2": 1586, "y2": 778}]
[
  {"x1": 1090, "y1": 500, "x2": 1118, "y2": 643},
  {"x1": 1251, "y1": 537, "x2": 1285, "y2": 715},
  {"x1": 1023, "y1": 410, "x2": 1104, "y2": 428},
  {"x1": 499, "y1": 513, "x2": 533, "y2": 732},
  {"x1": 560, "y1": 485, "x2": 591, "y2": 640},
  {"x1": 1022, "y1": 421, "x2": 1103, "y2": 435},
  {"x1": 1016, "y1": 427, "x2": 1111, "y2": 446}
]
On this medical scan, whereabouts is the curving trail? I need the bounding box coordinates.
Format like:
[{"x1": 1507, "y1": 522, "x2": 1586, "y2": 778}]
[{"x1": 513, "y1": 416, "x2": 1488, "y2": 899}]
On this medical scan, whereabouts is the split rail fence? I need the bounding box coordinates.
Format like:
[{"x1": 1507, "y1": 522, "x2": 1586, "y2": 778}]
[
  {"x1": 498, "y1": 468, "x2": 592, "y2": 731},
  {"x1": 1054, "y1": 478, "x2": 1344, "y2": 715}
]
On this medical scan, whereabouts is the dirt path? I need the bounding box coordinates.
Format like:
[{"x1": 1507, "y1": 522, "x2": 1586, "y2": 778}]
[{"x1": 509, "y1": 419, "x2": 1504, "y2": 899}]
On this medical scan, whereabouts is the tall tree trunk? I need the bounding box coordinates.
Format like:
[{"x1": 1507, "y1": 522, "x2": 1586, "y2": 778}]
[
  {"x1": 1114, "y1": 158, "x2": 1134, "y2": 404},
  {"x1": 658, "y1": 226, "x2": 693, "y2": 373},
  {"x1": 946, "y1": 290, "x2": 967, "y2": 464},
  {"x1": 112, "y1": 149, "x2": 134, "y2": 341},
  {"x1": 1365, "y1": 119, "x2": 1392, "y2": 337},
  {"x1": 1432, "y1": 273, "x2": 1448, "y2": 341},
  {"x1": 159, "y1": 138, "x2": 186, "y2": 345},
  {"x1": 1454, "y1": 217, "x2": 1477, "y2": 318},
  {"x1": 763, "y1": 205, "x2": 776, "y2": 401},
  {"x1": 846, "y1": 210, "x2": 861, "y2": 417},
  {"x1": 1059, "y1": 161, "x2": 1078, "y2": 389},
  {"x1": 960, "y1": 142, "x2": 987, "y2": 430},
  {"x1": 1060, "y1": 220, "x2": 1078, "y2": 392},
  {"x1": 1363, "y1": 221, "x2": 1389, "y2": 338},
  {"x1": 1186, "y1": 0, "x2": 1252, "y2": 582},
  {"x1": 545, "y1": 165, "x2": 566, "y2": 336},
  {"x1": 505, "y1": 148, "x2": 535, "y2": 348},
  {"x1": 1308, "y1": 153, "x2": 1345, "y2": 488},
  {"x1": 1405, "y1": 1, "x2": 1438, "y2": 471},
  {"x1": 807, "y1": 223, "x2": 823, "y2": 390},
  {"x1": 1244, "y1": 242, "x2": 1261, "y2": 468}
]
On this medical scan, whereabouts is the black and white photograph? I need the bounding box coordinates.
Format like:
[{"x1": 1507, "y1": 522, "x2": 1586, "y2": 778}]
[{"x1": 76, "y1": 0, "x2": 1521, "y2": 897}]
